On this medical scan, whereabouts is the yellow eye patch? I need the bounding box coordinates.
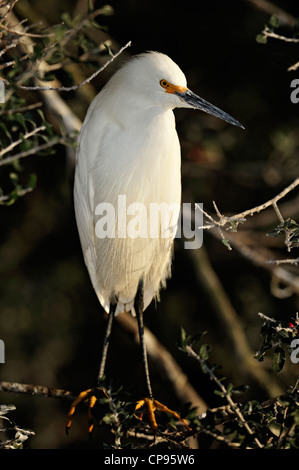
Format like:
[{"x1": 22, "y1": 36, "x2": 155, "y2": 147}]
[{"x1": 160, "y1": 79, "x2": 187, "y2": 94}]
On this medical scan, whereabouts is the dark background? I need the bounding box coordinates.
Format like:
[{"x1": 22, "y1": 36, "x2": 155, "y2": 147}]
[{"x1": 0, "y1": 0, "x2": 299, "y2": 448}]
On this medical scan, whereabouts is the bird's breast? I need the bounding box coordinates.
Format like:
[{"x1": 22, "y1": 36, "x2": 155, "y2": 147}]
[{"x1": 99, "y1": 109, "x2": 181, "y2": 204}]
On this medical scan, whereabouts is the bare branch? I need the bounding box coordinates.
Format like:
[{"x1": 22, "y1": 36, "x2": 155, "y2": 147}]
[
  {"x1": 0, "y1": 134, "x2": 70, "y2": 167},
  {"x1": 0, "y1": 381, "x2": 75, "y2": 401},
  {"x1": 288, "y1": 61, "x2": 299, "y2": 72},
  {"x1": 202, "y1": 178, "x2": 299, "y2": 229},
  {"x1": 17, "y1": 41, "x2": 132, "y2": 92},
  {"x1": 184, "y1": 344, "x2": 263, "y2": 448},
  {"x1": 261, "y1": 28, "x2": 299, "y2": 43},
  {"x1": 0, "y1": 125, "x2": 46, "y2": 158},
  {"x1": 0, "y1": 186, "x2": 33, "y2": 203},
  {"x1": 210, "y1": 228, "x2": 299, "y2": 297},
  {"x1": 0, "y1": 19, "x2": 54, "y2": 37}
]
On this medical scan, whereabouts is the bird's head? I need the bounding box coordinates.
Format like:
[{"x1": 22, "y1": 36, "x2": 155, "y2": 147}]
[{"x1": 115, "y1": 51, "x2": 244, "y2": 129}]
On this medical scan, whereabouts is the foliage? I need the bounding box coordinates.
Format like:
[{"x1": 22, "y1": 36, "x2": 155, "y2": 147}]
[
  {"x1": 255, "y1": 313, "x2": 299, "y2": 373},
  {"x1": 0, "y1": 404, "x2": 34, "y2": 449},
  {"x1": 61, "y1": 321, "x2": 298, "y2": 449},
  {"x1": 256, "y1": 14, "x2": 299, "y2": 71},
  {"x1": 0, "y1": 0, "x2": 114, "y2": 205},
  {"x1": 0, "y1": 0, "x2": 298, "y2": 451}
]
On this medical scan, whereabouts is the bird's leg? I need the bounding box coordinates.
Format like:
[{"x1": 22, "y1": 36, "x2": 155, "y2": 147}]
[
  {"x1": 96, "y1": 303, "x2": 116, "y2": 385},
  {"x1": 134, "y1": 280, "x2": 191, "y2": 431},
  {"x1": 134, "y1": 280, "x2": 153, "y2": 400},
  {"x1": 66, "y1": 304, "x2": 116, "y2": 436}
]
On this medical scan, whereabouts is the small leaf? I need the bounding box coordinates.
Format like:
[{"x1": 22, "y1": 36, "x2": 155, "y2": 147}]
[
  {"x1": 9, "y1": 172, "x2": 19, "y2": 185},
  {"x1": 100, "y1": 5, "x2": 114, "y2": 16},
  {"x1": 221, "y1": 238, "x2": 232, "y2": 250},
  {"x1": 199, "y1": 343, "x2": 211, "y2": 361},
  {"x1": 269, "y1": 15, "x2": 280, "y2": 29},
  {"x1": 14, "y1": 113, "x2": 27, "y2": 131},
  {"x1": 54, "y1": 23, "x2": 68, "y2": 42},
  {"x1": 256, "y1": 34, "x2": 268, "y2": 44},
  {"x1": 231, "y1": 384, "x2": 249, "y2": 395},
  {"x1": 272, "y1": 346, "x2": 285, "y2": 373},
  {"x1": 268, "y1": 420, "x2": 282, "y2": 437},
  {"x1": 28, "y1": 173, "x2": 37, "y2": 189}
]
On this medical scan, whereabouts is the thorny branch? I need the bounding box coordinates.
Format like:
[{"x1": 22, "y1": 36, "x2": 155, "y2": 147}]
[
  {"x1": 199, "y1": 177, "x2": 299, "y2": 231},
  {"x1": 184, "y1": 345, "x2": 263, "y2": 448},
  {"x1": 198, "y1": 177, "x2": 299, "y2": 260}
]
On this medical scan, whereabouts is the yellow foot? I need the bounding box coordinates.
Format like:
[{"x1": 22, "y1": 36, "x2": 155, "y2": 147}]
[
  {"x1": 66, "y1": 387, "x2": 107, "y2": 436},
  {"x1": 135, "y1": 397, "x2": 191, "y2": 431}
]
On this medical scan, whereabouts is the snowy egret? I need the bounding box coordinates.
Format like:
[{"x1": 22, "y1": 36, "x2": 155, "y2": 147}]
[{"x1": 66, "y1": 51, "x2": 243, "y2": 434}]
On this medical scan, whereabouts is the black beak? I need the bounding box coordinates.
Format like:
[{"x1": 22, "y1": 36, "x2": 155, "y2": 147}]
[{"x1": 176, "y1": 89, "x2": 244, "y2": 129}]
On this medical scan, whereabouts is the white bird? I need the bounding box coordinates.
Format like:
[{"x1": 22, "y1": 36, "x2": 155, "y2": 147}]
[{"x1": 66, "y1": 51, "x2": 243, "y2": 434}]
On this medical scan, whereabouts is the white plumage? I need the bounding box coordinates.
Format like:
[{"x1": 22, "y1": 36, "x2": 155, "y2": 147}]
[
  {"x1": 74, "y1": 51, "x2": 243, "y2": 317},
  {"x1": 67, "y1": 51, "x2": 243, "y2": 434},
  {"x1": 74, "y1": 52, "x2": 185, "y2": 315}
]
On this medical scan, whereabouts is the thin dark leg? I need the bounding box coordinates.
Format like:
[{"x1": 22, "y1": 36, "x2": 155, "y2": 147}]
[
  {"x1": 134, "y1": 280, "x2": 153, "y2": 399},
  {"x1": 96, "y1": 303, "x2": 116, "y2": 385}
]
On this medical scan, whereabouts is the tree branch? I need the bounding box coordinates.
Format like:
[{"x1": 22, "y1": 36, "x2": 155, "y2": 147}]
[
  {"x1": 0, "y1": 381, "x2": 75, "y2": 401},
  {"x1": 17, "y1": 41, "x2": 132, "y2": 92},
  {"x1": 0, "y1": 125, "x2": 46, "y2": 158},
  {"x1": 187, "y1": 245, "x2": 283, "y2": 397},
  {"x1": 0, "y1": 135, "x2": 69, "y2": 167},
  {"x1": 244, "y1": 0, "x2": 297, "y2": 28}
]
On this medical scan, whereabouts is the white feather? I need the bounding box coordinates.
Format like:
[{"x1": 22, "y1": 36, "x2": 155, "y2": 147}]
[{"x1": 74, "y1": 52, "x2": 187, "y2": 315}]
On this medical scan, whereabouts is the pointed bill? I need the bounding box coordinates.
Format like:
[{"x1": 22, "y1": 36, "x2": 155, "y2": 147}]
[{"x1": 176, "y1": 89, "x2": 244, "y2": 129}]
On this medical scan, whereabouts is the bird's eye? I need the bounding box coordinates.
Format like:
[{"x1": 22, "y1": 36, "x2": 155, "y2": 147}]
[{"x1": 160, "y1": 79, "x2": 169, "y2": 89}]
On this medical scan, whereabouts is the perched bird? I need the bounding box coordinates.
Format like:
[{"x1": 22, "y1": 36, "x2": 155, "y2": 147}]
[{"x1": 66, "y1": 51, "x2": 243, "y2": 434}]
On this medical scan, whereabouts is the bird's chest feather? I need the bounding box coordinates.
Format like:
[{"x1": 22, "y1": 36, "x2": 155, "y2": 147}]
[{"x1": 97, "y1": 110, "x2": 181, "y2": 205}]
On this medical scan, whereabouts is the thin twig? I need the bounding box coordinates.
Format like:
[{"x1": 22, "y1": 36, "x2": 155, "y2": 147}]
[
  {"x1": 261, "y1": 28, "x2": 299, "y2": 43},
  {"x1": 17, "y1": 41, "x2": 131, "y2": 91},
  {"x1": 266, "y1": 257, "x2": 299, "y2": 266},
  {"x1": 0, "y1": 19, "x2": 54, "y2": 38},
  {"x1": 185, "y1": 345, "x2": 263, "y2": 448},
  {"x1": 0, "y1": 101, "x2": 43, "y2": 115},
  {"x1": 288, "y1": 61, "x2": 299, "y2": 72},
  {"x1": 0, "y1": 381, "x2": 75, "y2": 401},
  {"x1": 0, "y1": 134, "x2": 69, "y2": 166},
  {"x1": 199, "y1": 177, "x2": 299, "y2": 230},
  {"x1": 0, "y1": 125, "x2": 46, "y2": 158},
  {"x1": 0, "y1": 186, "x2": 33, "y2": 203},
  {"x1": 187, "y1": 245, "x2": 283, "y2": 397}
]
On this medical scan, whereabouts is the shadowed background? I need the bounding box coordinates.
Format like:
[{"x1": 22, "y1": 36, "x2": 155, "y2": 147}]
[{"x1": 0, "y1": 0, "x2": 299, "y2": 448}]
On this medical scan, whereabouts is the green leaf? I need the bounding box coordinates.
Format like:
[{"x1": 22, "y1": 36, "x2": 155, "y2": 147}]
[
  {"x1": 256, "y1": 34, "x2": 268, "y2": 44},
  {"x1": 269, "y1": 15, "x2": 280, "y2": 29},
  {"x1": 221, "y1": 238, "x2": 231, "y2": 250},
  {"x1": 231, "y1": 384, "x2": 249, "y2": 395},
  {"x1": 9, "y1": 172, "x2": 19, "y2": 186},
  {"x1": 199, "y1": 343, "x2": 211, "y2": 361},
  {"x1": 272, "y1": 346, "x2": 285, "y2": 373},
  {"x1": 0, "y1": 122, "x2": 12, "y2": 142},
  {"x1": 54, "y1": 23, "x2": 68, "y2": 42},
  {"x1": 100, "y1": 5, "x2": 114, "y2": 16},
  {"x1": 27, "y1": 173, "x2": 37, "y2": 189},
  {"x1": 14, "y1": 113, "x2": 27, "y2": 131}
]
